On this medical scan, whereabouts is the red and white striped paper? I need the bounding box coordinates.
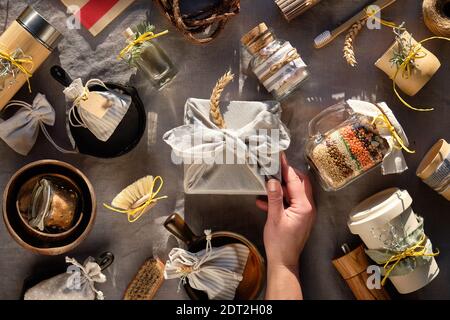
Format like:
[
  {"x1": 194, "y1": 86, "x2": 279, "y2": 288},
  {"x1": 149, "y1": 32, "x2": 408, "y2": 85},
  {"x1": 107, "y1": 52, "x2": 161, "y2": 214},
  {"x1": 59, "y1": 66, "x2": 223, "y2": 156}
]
[{"x1": 61, "y1": 0, "x2": 135, "y2": 36}]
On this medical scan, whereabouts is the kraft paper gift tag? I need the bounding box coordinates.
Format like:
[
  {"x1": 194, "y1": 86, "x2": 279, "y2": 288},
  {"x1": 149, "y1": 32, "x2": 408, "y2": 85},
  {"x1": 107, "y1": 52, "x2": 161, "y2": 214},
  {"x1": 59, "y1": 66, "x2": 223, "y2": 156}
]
[{"x1": 375, "y1": 31, "x2": 441, "y2": 96}]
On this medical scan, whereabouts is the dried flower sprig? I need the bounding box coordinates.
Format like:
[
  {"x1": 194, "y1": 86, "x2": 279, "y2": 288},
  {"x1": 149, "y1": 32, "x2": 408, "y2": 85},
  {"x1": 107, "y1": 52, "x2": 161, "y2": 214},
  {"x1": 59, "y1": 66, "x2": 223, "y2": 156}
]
[
  {"x1": 124, "y1": 22, "x2": 156, "y2": 65},
  {"x1": 389, "y1": 23, "x2": 420, "y2": 71}
]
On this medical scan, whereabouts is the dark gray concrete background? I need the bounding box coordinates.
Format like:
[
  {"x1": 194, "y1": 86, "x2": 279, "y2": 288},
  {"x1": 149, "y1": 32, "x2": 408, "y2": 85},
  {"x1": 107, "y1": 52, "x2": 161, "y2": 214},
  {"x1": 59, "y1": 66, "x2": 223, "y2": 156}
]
[{"x1": 0, "y1": 0, "x2": 449, "y2": 300}]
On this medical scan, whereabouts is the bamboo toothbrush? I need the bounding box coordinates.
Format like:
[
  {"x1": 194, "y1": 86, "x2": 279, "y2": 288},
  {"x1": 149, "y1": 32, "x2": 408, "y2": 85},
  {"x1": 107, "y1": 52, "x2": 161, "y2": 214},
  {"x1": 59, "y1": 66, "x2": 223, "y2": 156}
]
[{"x1": 314, "y1": 0, "x2": 397, "y2": 49}]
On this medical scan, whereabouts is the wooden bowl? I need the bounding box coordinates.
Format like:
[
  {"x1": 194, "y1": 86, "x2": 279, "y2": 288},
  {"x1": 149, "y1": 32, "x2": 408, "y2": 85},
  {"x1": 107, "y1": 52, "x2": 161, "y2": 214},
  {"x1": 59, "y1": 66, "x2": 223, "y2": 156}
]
[
  {"x1": 2, "y1": 160, "x2": 96, "y2": 255},
  {"x1": 164, "y1": 213, "x2": 265, "y2": 300}
]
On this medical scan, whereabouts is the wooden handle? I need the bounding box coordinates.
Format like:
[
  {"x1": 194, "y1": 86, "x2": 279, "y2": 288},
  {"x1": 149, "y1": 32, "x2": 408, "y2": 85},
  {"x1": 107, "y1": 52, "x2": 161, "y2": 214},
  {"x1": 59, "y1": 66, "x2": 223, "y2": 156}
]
[
  {"x1": 164, "y1": 213, "x2": 199, "y2": 246},
  {"x1": 321, "y1": 0, "x2": 397, "y2": 48},
  {"x1": 333, "y1": 245, "x2": 390, "y2": 300}
]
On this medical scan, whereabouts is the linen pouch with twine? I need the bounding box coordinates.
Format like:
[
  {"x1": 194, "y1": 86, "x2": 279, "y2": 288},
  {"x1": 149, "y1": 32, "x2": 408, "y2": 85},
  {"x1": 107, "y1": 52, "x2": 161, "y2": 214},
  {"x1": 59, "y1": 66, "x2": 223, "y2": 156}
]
[
  {"x1": 164, "y1": 230, "x2": 250, "y2": 300},
  {"x1": 163, "y1": 71, "x2": 291, "y2": 195},
  {"x1": 24, "y1": 256, "x2": 106, "y2": 300},
  {"x1": 64, "y1": 78, "x2": 131, "y2": 142},
  {"x1": 346, "y1": 99, "x2": 412, "y2": 175},
  {"x1": 0, "y1": 93, "x2": 76, "y2": 155}
]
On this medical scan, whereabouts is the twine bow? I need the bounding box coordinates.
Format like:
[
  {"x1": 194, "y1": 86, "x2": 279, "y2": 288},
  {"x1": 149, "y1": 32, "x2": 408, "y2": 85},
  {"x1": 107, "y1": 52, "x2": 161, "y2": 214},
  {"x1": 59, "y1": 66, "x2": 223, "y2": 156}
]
[
  {"x1": 65, "y1": 78, "x2": 108, "y2": 128},
  {"x1": 371, "y1": 112, "x2": 415, "y2": 154},
  {"x1": 0, "y1": 48, "x2": 34, "y2": 92},
  {"x1": 65, "y1": 257, "x2": 106, "y2": 300},
  {"x1": 380, "y1": 234, "x2": 439, "y2": 286},
  {"x1": 261, "y1": 48, "x2": 300, "y2": 83},
  {"x1": 103, "y1": 176, "x2": 168, "y2": 223},
  {"x1": 118, "y1": 30, "x2": 169, "y2": 59},
  {"x1": 176, "y1": 230, "x2": 215, "y2": 292},
  {"x1": 363, "y1": 7, "x2": 450, "y2": 111}
]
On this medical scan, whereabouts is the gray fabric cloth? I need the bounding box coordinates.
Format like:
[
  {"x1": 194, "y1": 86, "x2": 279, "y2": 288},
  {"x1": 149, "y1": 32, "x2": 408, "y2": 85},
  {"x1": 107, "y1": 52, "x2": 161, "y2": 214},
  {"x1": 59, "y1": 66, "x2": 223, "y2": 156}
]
[
  {"x1": 0, "y1": 0, "x2": 449, "y2": 300},
  {"x1": 0, "y1": 94, "x2": 55, "y2": 155},
  {"x1": 163, "y1": 98, "x2": 291, "y2": 195}
]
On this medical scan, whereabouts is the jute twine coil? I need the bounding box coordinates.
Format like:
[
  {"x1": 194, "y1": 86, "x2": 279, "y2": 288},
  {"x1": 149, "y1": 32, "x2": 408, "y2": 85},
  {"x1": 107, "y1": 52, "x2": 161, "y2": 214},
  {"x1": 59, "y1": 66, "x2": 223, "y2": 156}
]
[
  {"x1": 423, "y1": 0, "x2": 450, "y2": 37},
  {"x1": 155, "y1": 0, "x2": 240, "y2": 44}
]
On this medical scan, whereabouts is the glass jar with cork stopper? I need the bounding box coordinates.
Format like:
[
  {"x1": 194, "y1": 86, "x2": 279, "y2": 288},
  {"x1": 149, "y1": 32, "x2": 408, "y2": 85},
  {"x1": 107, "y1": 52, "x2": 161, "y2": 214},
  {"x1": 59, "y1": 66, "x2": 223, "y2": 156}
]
[
  {"x1": 241, "y1": 23, "x2": 309, "y2": 100},
  {"x1": 120, "y1": 23, "x2": 177, "y2": 89}
]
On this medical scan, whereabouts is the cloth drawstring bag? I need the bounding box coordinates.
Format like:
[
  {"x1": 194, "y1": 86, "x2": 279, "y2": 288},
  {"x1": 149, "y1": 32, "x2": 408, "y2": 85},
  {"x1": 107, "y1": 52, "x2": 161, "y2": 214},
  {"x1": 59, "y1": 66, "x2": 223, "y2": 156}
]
[
  {"x1": 164, "y1": 230, "x2": 250, "y2": 300},
  {"x1": 0, "y1": 94, "x2": 75, "y2": 155},
  {"x1": 64, "y1": 78, "x2": 131, "y2": 142},
  {"x1": 24, "y1": 256, "x2": 106, "y2": 300}
]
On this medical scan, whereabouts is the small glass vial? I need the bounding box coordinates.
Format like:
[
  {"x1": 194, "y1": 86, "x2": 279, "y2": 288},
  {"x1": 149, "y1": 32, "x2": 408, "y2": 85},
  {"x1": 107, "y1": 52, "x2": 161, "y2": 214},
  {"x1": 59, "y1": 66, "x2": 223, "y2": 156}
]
[
  {"x1": 123, "y1": 28, "x2": 177, "y2": 89},
  {"x1": 305, "y1": 102, "x2": 390, "y2": 191},
  {"x1": 241, "y1": 23, "x2": 309, "y2": 100}
]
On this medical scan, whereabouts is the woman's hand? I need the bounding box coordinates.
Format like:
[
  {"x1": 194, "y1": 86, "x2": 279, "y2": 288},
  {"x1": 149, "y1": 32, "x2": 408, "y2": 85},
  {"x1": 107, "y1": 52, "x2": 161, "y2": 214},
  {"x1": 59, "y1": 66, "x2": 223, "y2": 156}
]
[{"x1": 257, "y1": 153, "x2": 316, "y2": 299}]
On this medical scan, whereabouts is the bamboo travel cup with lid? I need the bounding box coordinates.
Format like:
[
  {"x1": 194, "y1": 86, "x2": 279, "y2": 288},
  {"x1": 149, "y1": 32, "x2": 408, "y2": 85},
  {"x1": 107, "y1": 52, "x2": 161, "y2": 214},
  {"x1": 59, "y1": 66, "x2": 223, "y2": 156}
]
[
  {"x1": 348, "y1": 188, "x2": 439, "y2": 294},
  {"x1": 0, "y1": 6, "x2": 62, "y2": 110}
]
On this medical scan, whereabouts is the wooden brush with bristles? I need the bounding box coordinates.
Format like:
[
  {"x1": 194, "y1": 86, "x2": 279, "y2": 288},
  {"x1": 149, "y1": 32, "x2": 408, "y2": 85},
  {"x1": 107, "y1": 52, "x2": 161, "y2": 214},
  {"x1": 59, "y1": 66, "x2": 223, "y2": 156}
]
[
  {"x1": 123, "y1": 258, "x2": 165, "y2": 300},
  {"x1": 104, "y1": 175, "x2": 167, "y2": 222}
]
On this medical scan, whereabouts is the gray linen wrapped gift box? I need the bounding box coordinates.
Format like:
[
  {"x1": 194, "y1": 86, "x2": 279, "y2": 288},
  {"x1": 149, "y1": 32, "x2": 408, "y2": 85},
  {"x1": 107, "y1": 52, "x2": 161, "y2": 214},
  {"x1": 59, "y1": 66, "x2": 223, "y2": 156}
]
[{"x1": 164, "y1": 98, "x2": 291, "y2": 195}]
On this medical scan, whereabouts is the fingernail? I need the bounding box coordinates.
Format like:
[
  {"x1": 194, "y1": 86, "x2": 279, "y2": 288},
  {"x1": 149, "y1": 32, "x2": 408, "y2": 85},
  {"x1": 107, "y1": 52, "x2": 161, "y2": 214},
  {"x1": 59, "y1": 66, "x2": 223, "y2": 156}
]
[{"x1": 268, "y1": 179, "x2": 278, "y2": 192}]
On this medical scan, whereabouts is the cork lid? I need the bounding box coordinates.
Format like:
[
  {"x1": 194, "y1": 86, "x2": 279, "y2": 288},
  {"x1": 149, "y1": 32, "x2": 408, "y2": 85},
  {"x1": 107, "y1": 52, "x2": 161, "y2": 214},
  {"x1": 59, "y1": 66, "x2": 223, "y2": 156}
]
[
  {"x1": 123, "y1": 28, "x2": 135, "y2": 38},
  {"x1": 241, "y1": 23, "x2": 268, "y2": 46}
]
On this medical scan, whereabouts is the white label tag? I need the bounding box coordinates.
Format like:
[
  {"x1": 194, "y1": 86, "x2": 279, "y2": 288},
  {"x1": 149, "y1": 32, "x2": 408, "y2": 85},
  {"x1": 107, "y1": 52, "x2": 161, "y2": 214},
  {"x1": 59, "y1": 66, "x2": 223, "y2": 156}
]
[{"x1": 79, "y1": 92, "x2": 111, "y2": 119}]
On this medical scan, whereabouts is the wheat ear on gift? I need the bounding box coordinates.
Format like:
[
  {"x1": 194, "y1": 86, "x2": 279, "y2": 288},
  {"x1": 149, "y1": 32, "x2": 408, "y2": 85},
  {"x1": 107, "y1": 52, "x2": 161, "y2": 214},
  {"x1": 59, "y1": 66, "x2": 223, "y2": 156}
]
[
  {"x1": 210, "y1": 71, "x2": 234, "y2": 129},
  {"x1": 343, "y1": 18, "x2": 366, "y2": 67}
]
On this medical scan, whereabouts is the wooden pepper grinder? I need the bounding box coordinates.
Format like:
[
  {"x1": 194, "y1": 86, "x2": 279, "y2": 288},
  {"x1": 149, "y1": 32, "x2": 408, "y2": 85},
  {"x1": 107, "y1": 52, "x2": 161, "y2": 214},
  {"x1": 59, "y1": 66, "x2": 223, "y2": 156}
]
[
  {"x1": 332, "y1": 244, "x2": 390, "y2": 300},
  {"x1": 0, "y1": 6, "x2": 62, "y2": 110}
]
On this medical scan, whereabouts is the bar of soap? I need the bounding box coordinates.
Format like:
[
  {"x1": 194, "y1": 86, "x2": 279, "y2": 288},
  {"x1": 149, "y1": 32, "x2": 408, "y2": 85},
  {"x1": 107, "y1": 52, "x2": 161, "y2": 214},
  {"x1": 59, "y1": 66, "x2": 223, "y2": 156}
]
[{"x1": 375, "y1": 31, "x2": 441, "y2": 96}]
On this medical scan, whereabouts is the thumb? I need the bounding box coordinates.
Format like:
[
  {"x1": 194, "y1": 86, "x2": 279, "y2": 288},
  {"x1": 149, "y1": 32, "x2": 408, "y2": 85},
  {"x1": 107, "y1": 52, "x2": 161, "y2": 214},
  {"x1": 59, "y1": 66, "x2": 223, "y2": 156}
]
[{"x1": 267, "y1": 179, "x2": 284, "y2": 222}]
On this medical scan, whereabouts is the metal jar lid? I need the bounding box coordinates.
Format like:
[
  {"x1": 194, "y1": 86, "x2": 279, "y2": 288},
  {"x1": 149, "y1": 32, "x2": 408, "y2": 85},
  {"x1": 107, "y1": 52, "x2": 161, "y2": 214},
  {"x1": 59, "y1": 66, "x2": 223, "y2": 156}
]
[{"x1": 16, "y1": 6, "x2": 62, "y2": 51}]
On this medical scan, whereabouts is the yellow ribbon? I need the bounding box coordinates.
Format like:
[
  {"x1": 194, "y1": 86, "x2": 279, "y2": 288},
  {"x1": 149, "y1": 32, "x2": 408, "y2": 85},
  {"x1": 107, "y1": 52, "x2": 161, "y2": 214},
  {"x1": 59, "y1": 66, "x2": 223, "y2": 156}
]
[
  {"x1": 392, "y1": 36, "x2": 450, "y2": 112},
  {"x1": 364, "y1": 8, "x2": 450, "y2": 111},
  {"x1": 371, "y1": 111, "x2": 415, "y2": 154},
  {"x1": 380, "y1": 234, "x2": 439, "y2": 286},
  {"x1": 118, "y1": 30, "x2": 169, "y2": 59},
  {"x1": 0, "y1": 49, "x2": 34, "y2": 92},
  {"x1": 364, "y1": 7, "x2": 449, "y2": 111},
  {"x1": 365, "y1": 7, "x2": 405, "y2": 30},
  {"x1": 103, "y1": 176, "x2": 168, "y2": 223}
]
